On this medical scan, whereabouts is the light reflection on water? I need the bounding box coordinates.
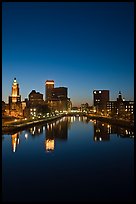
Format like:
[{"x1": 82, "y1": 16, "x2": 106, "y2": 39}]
[{"x1": 2, "y1": 116, "x2": 134, "y2": 202}]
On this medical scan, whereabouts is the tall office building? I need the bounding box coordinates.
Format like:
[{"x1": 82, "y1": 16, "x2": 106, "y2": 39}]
[
  {"x1": 51, "y1": 87, "x2": 67, "y2": 99},
  {"x1": 45, "y1": 79, "x2": 71, "y2": 112},
  {"x1": 45, "y1": 80, "x2": 54, "y2": 101},
  {"x1": 93, "y1": 90, "x2": 109, "y2": 114}
]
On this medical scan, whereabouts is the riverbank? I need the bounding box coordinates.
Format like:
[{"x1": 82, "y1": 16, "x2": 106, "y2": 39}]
[
  {"x1": 2, "y1": 114, "x2": 65, "y2": 134},
  {"x1": 87, "y1": 114, "x2": 134, "y2": 129},
  {"x1": 2, "y1": 113, "x2": 134, "y2": 134}
]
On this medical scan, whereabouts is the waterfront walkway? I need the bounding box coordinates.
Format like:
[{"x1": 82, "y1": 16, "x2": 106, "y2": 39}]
[{"x1": 2, "y1": 114, "x2": 65, "y2": 134}]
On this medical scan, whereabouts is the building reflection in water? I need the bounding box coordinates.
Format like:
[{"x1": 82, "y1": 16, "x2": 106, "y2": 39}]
[
  {"x1": 11, "y1": 133, "x2": 20, "y2": 153},
  {"x1": 70, "y1": 116, "x2": 88, "y2": 123},
  {"x1": 93, "y1": 120, "x2": 134, "y2": 141},
  {"x1": 25, "y1": 133, "x2": 28, "y2": 139},
  {"x1": 28, "y1": 126, "x2": 43, "y2": 136},
  {"x1": 45, "y1": 117, "x2": 70, "y2": 152},
  {"x1": 45, "y1": 139, "x2": 55, "y2": 152},
  {"x1": 93, "y1": 121, "x2": 110, "y2": 141},
  {"x1": 10, "y1": 117, "x2": 134, "y2": 152}
]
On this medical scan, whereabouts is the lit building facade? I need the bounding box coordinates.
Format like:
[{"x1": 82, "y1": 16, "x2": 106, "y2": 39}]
[
  {"x1": 2, "y1": 101, "x2": 5, "y2": 116},
  {"x1": 81, "y1": 103, "x2": 89, "y2": 113},
  {"x1": 106, "y1": 91, "x2": 134, "y2": 120},
  {"x1": 45, "y1": 80, "x2": 72, "y2": 112},
  {"x1": 93, "y1": 90, "x2": 109, "y2": 115},
  {"x1": 51, "y1": 87, "x2": 67, "y2": 99},
  {"x1": 9, "y1": 78, "x2": 22, "y2": 117},
  {"x1": 45, "y1": 80, "x2": 54, "y2": 101},
  {"x1": 29, "y1": 90, "x2": 44, "y2": 105},
  {"x1": 24, "y1": 90, "x2": 49, "y2": 117}
]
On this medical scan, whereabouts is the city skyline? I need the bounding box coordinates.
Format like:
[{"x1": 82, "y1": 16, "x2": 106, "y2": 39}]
[{"x1": 2, "y1": 2, "x2": 134, "y2": 106}]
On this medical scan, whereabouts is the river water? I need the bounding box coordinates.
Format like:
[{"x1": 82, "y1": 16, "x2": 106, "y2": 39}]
[{"x1": 2, "y1": 116, "x2": 134, "y2": 202}]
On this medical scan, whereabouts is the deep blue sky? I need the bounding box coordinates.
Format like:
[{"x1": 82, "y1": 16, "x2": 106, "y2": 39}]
[{"x1": 2, "y1": 2, "x2": 134, "y2": 106}]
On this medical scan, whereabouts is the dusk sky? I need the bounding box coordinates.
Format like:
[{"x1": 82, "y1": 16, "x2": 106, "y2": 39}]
[{"x1": 2, "y1": 2, "x2": 134, "y2": 106}]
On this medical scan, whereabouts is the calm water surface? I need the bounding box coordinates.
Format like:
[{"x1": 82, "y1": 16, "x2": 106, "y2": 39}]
[{"x1": 2, "y1": 116, "x2": 134, "y2": 202}]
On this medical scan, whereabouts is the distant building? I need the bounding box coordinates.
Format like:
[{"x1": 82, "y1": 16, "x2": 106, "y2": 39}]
[
  {"x1": 8, "y1": 78, "x2": 22, "y2": 117},
  {"x1": 51, "y1": 87, "x2": 67, "y2": 99},
  {"x1": 2, "y1": 101, "x2": 5, "y2": 116},
  {"x1": 45, "y1": 80, "x2": 54, "y2": 101},
  {"x1": 106, "y1": 91, "x2": 134, "y2": 120},
  {"x1": 9, "y1": 78, "x2": 21, "y2": 103},
  {"x1": 93, "y1": 90, "x2": 109, "y2": 115},
  {"x1": 29, "y1": 90, "x2": 44, "y2": 105},
  {"x1": 81, "y1": 103, "x2": 89, "y2": 113},
  {"x1": 71, "y1": 107, "x2": 80, "y2": 112},
  {"x1": 45, "y1": 80, "x2": 72, "y2": 112},
  {"x1": 24, "y1": 90, "x2": 49, "y2": 118}
]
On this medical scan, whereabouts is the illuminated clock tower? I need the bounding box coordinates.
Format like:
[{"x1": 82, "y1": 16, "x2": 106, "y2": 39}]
[
  {"x1": 9, "y1": 78, "x2": 22, "y2": 116},
  {"x1": 11, "y1": 78, "x2": 21, "y2": 103}
]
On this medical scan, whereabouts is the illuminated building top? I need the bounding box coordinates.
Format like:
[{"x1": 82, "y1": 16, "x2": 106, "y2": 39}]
[
  {"x1": 11, "y1": 77, "x2": 20, "y2": 97},
  {"x1": 45, "y1": 80, "x2": 54, "y2": 85}
]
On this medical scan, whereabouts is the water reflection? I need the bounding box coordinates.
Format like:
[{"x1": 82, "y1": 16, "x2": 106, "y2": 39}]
[
  {"x1": 93, "y1": 120, "x2": 134, "y2": 141},
  {"x1": 94, "y1": 121, "x2": 110, "y2": 141},
  {"x1": 8, "y1": 117, "x2": 134, "y2": 153},
  {"x1": 3, "y1": 116, "x2": 134, "y2": 202},
  {"x1": 11, "y1": 133, "x2": 20, "y2": 152},
  {"x1": 45, "y1": 139, "x2": 55, "y2": 152},
  {"x1": 28, "y1": 126, "x2": 43, "y2": 136},
  {"x1": 45, "y1": 117, "x2": 70, "y2": 152}
]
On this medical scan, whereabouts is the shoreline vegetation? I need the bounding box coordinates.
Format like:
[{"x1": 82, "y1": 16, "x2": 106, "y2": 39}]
[{"x1": 2, "y1": 113, "x2": 134, "y2": 134}]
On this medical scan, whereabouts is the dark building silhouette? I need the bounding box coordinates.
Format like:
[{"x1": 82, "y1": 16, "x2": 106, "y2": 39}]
[
  {"x1": 93, "y1": 90, "x2": 109, "y2": 115},
  {"x1": 51, "y1": 87, "x2": 67, "y2": 99},
  {"x1": 2, "y1": 101, "x2": 5, "y2": 116}
]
